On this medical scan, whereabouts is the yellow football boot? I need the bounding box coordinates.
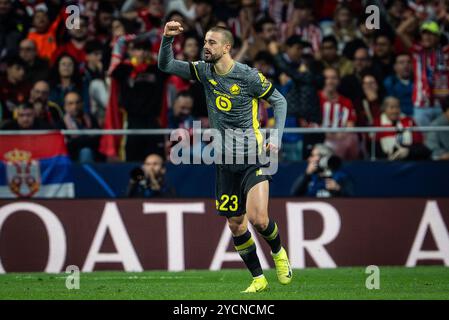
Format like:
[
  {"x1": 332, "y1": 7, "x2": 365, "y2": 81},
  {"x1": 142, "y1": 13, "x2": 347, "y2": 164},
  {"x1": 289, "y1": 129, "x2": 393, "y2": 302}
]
[
  {"x1": 271, "y1": 247, "x2": 293, "y2": 285},
  {"x1": 241, "y1": 275, "x2": 269, "y2": 293}
]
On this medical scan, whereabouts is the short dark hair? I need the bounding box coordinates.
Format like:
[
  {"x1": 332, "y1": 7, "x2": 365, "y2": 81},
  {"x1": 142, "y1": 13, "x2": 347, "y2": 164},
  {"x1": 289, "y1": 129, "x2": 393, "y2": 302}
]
[
  {"x1": 194, "y1": 0, "x2": 212, "y2": 4},
  {"x1": 360, "y1": 70, "x2": 379, "y2": 85},
  {"x1": 5, "y1": 56, "x2": 26, "y2": 68},
  {"x1": 176, "y1": 90, "x2": 194, "y2": 100},
  {"x1": 286, "y1": 35, "x2": 308, "y2": 48},
  {"x1": 254, "y1": 16, "x2": 276, "y2": 33},
  {"x1": 85, "y1": 40, "x2": 103, "y2": 54},
  {"x1": 165, "y1": 10, "x2": 185, "y2": 23},
  {"x1": 374, "y1": 31, "x2": 394, "y2": 44},
  {"x1": 182, "y1": 31, "x2": 201, "y2": 47},
  {"x1": 254, "y1": 51, "x2": 274, "y2": 65},
  {"x1": 98, "y1": 1, "x2": 115, "y2": 14},
  {"x1": 131, "y1": 38, "x2": 152, "y2": 50},
  {"x1": 322, "y1": 35, "x2": 338, "y2": 48},
  {"x1": 294, "y1": 0, "x2": 313, "y2": 10},
  {"x1": 17, "y1": 102, "x2": 34, "y2": 111},
  {"x1": 207, "y1": 26, "x2": 234, "y2": 47}
]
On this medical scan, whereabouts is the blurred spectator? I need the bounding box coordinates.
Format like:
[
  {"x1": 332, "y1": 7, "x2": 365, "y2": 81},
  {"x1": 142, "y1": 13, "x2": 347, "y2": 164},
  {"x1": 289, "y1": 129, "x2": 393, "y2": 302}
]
[
  {"x1": 253, "y1": 51, "x2": 276, "y2": 82},
  {"x1": 193, "y1": 0, "x2": 218, "y2": 38},
  {"x1": 49, "y1": 53, "x2": 82, "y2": 109},
  {"x1": 111, "y1": 17, "x2": 140, "y2": 43},
  {"x1": 384, "y1": 53, "x2": 414, "y2": 116},
  {"x1": 286, "y1": 1, "x2": 322, "y2": 54},
  {"x1": 18, "y1": 39, "x2": 49, "y2": 83},
  {"x1": 167, "y1": 90, "x2": 205, "y2": 161},
  {"x1": 319, "y1": 35, "x2": 353, "y2": 78},
  {"x1": 52, "y1": 15, "x2": 89, "y2": 66},
  {"x1": 122, "y1": 0, "x2": 164, "y2": 32},
  {"x1": 355, "y1": 11, "x2": 378, "y2": 52},
  {"x1": 354, "y1": 73, "x2": 384, "y2": 127},
  {"x1": 0, "y1": 56, "x2": 30, "y2": 120},
  {"x1": 426, "y1": 96, "x2": 449, "y2": 160},
  {"x1": 83, "y1": 40, "x2": 109, "y2": 126},
  {"x1": 110, "y1": 35, "x2": 166, "y2": 161},
  {"x1": 236, "y1": 0, "x2": 260, "y2": 41},
  {"x1": 269, "y1": 36, "x2": 324, "y2": 160},
  {"x1": 165, "y1": 31, "x2": 207, "y2": 118},
  {"x1": 166, "y1": 10, "x2": 191, "y2": 59},
  {"x1": 29, "y1": 80, "x2": 63, "y2": 127},
  {"x1": 371, "y1": 32, "x2": 396, "y2": 82},
  {"x1": 26, "y1": 7, "x2": 64, "y2": 61},
  {"x1": 322, "y1": 3, "x2": 361, "y2": 54},
  {"x1": 290, "y1": 143, "x2": 352, "y2": 197},
  {"x1": 0, "y1": 0, "x2": 25, "y2": 59},
  {"x1": 385, "y1": 0, "x2": 408, "y2": 31},
  {"x1": 94, "y1": 2, "x2": 115, "y2": 45},
  {"x1": 397, "y1": 19, "x2": 447, "y2": 126},
  {"x1": 319, "y1": 67, "x2": 360, "y2": 160},
  {"x1": 247, "y1": 16, "x2": 278, "y2": 61},
  {"x1": 177, "y1": 28, "x2": 198, "y2": 63},
  {"x1": 127, "y1": 153, "x2": 176, "y2": 198},
  {"x1": 166, "y1": 0, "x2": 196, "y2": 21},
  {"x1": 339, "y1": 47, "x2": 372, "y2": 103},
  {"x1": 320, "y1": 68, "x2": 356, "y2": 128},
  {"x1": 168, "y1": 90, "x2": 194, "y2": 129},
  {"x1": 61, "y1": 91, "x2": 100, "y2": 163},
  {"x1": 374, "y1": 96, "x2": 430, "y2": 160},
  {"x1": 1, "y1": 102, "x2": 53, "y2": 130}
]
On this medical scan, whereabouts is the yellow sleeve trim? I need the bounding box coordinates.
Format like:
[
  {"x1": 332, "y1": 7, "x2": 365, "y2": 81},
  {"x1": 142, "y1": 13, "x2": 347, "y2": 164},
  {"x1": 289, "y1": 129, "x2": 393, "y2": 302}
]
[
  {"x1": 258, "y1": 82, "x2": 273, "y2": 98},
  {"x1": 192, "y1": 63, "x2": 200, "y2": 81}
]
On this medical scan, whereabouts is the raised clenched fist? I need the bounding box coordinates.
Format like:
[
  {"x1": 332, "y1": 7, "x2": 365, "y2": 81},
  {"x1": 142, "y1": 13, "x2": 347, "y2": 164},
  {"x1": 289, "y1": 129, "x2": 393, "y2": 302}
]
[{"x1": 163, "y1": 21, "x2": 184, "y2": 37}]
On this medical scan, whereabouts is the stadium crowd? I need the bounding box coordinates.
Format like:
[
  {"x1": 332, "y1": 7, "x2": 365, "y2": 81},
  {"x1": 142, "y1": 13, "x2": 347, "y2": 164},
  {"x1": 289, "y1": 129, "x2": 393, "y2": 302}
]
[{"x1": 1, "y1": 0, "x2": 449, "y2": 163}]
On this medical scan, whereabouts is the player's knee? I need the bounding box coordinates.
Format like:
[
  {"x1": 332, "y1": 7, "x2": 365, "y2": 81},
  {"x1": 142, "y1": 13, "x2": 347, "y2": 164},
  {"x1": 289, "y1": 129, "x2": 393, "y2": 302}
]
[
  {"x1": 227, "y1": 219, "x2": 246, "y2": 236},
  {"x1": 250, "y1": 214, "x2": 269, "y2": 232}
]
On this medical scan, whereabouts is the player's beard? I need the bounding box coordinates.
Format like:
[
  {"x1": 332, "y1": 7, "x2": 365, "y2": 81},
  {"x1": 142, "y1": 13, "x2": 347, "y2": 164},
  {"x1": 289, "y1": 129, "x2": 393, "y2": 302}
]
[{"x1": 204, "y1": 51, "x2": 223, "y2": 64}]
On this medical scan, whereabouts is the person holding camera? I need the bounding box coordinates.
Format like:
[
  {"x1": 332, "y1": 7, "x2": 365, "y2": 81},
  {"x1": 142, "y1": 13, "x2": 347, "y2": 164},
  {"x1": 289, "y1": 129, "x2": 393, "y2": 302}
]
[
  {"x1": 290, "y1": 144, "x2": 353, "y2": 197},
  {"x1": 127, "y1": 153, "x2": 176, "y2": 198},
  {"x1": 374, "y1": 97, "x2": 430, "y2": 160}
]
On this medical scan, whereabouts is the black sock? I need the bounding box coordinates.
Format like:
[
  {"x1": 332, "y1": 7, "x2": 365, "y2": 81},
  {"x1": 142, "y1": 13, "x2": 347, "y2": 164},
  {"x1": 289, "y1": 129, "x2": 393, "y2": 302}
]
[
  {"x1": 259, "y1": 219, "x2": 282, "y2": 254},
  {"x1": 233, "y1": 230, "x2": 263, "y2": 277}
]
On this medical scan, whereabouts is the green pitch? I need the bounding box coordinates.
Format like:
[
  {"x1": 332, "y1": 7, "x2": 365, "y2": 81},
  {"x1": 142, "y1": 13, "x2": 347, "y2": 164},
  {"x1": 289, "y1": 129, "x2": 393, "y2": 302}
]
[{"x1": 0, "y1": 266, "x2": 448, "y2": 300}]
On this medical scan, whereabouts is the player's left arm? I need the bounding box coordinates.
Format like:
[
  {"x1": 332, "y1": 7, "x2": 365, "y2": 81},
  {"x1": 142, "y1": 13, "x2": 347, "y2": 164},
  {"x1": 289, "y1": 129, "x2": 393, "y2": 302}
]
[
  {"x1": 248, "y1": 70, "x2": 287, "y2": 150},
  {"x1": 266, "y1": 90, "x2": 287, "y2": 150}
]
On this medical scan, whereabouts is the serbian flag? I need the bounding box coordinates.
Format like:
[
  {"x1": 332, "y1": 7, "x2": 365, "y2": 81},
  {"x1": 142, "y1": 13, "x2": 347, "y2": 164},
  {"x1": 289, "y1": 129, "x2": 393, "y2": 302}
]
[
  {"x1": 0, "y1": 132, "x2": 74, "y2": 198},
  {"x1": 99, "y1": 78, "x2": 125, "y2": 159}
]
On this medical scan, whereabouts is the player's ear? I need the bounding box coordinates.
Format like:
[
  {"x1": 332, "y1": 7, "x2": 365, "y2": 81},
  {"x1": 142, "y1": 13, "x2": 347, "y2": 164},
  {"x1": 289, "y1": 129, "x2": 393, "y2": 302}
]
[{"x1": 225, "y1": 43, "x2": 231, "y2": 54}]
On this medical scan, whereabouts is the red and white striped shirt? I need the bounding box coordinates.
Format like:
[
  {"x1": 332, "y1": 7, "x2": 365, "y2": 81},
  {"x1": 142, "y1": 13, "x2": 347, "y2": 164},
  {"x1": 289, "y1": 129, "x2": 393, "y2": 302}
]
[
  {"x1": 319, "y1": 91, "x2": 356, "y2": 128},
  {"x1": 374, "y1": 113, "x2": 423, "y2": 155},
  {"x1": 411, "y1": 43, "x2": 449, "y2": 108}
]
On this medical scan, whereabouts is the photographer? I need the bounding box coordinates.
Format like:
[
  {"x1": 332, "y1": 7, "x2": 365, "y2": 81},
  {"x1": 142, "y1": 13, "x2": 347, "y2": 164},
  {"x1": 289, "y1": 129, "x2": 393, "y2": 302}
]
[
  {"x1": 127, "y1": 153, "x2": 176, "y2": 198},
  {"x1": 291, "y1": 144, "x2": 353, "y2": 197}
]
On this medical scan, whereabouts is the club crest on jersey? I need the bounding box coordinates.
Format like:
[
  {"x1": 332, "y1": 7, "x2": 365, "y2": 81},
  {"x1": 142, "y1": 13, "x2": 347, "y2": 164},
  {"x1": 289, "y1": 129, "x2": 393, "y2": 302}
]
[{"x1": 230, "y1": 84, "x2": 241, "y2": 95}]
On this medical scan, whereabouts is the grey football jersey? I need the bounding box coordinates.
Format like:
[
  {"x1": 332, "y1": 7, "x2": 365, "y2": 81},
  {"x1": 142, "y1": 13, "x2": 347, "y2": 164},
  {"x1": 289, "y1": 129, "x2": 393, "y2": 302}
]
[{"x1": 188, "y1": 60, "x2": 274, "y2": 158}]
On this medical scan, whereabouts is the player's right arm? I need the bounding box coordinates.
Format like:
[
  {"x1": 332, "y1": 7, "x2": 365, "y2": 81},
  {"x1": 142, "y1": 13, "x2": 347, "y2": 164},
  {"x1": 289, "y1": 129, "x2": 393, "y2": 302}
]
[{"x1": 158, "y1": 21, "x2": 194, "y2": 80}]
